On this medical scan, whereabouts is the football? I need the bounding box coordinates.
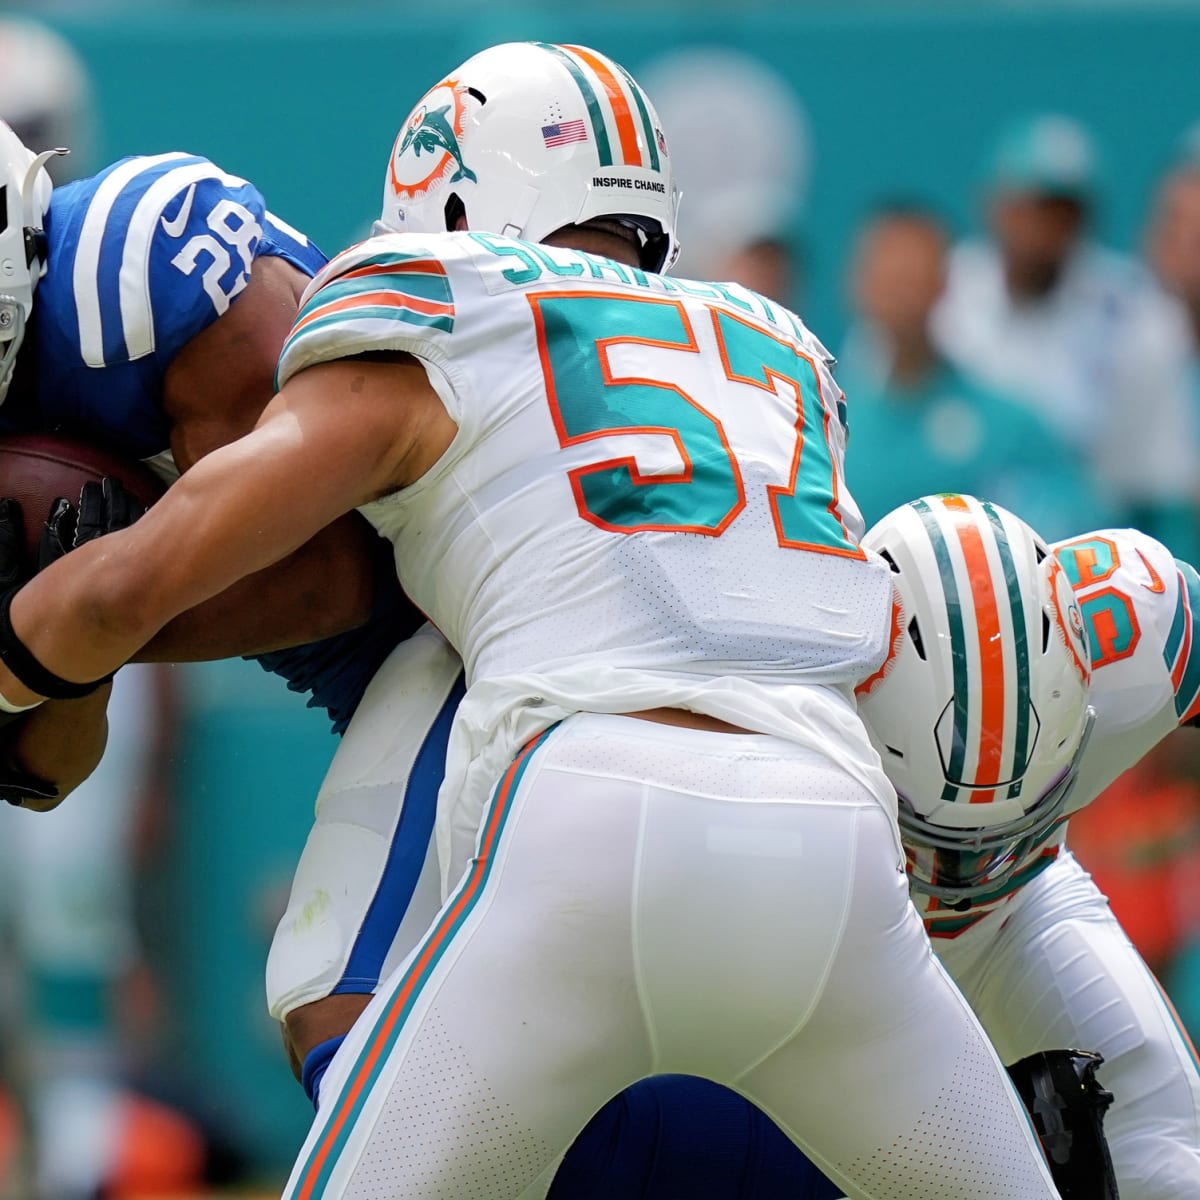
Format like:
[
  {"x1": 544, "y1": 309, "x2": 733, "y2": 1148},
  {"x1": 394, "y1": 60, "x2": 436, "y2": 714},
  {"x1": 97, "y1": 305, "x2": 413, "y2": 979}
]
[{"x1": 0, "y1": 432, "x2": 166, "y2": 560}]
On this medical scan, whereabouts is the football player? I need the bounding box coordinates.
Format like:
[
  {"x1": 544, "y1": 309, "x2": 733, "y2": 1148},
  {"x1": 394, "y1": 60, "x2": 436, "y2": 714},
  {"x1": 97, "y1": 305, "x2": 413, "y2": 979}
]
[
  {"x1": 854, "y1": 494, "x2": 1200, "y2": 1198},
  {"x1": 0, "y1": 42, "x2": 1062, "y2": 1200},
  {"x1": 0, "y1": 116, "x2": 420, "y2": 786}
]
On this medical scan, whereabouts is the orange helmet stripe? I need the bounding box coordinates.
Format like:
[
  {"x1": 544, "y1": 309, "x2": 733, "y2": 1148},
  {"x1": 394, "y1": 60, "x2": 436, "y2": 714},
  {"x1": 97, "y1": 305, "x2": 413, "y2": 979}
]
[
  {"x1": 941, "y1": 495, "x2": 1005, "y2": 797},
  {"x1": 563, "y1": 44, "x2": 643, "y2": 167}
]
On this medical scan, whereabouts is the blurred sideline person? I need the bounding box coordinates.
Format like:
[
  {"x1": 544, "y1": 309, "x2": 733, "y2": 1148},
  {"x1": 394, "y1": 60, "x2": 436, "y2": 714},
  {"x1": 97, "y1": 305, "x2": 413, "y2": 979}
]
[
  {"x1": 1146, "y1": 152, "x2": 1200, "y2": 472},
  {"x1": 934, "y1": 113, "x2": 1199, "y2": 559},
  {"x1": 0, "y1": 22, "x2": 186, "y2": 1200},
  {"x1": 0, "y1": 17, "x2": 93, "y2": 184},
  {"x1": 640, "y1": 45, "x2": 809, "y2": 307},
  {"x1": 0, "y1": 41, "x2": 1063, "y2": 1200},
  {"x1": 839, "y1": 204, "x2": 1102, "y2": 539},
  {"x1": 0, "y1": 668, "x2": 177, "y2": 1200}
]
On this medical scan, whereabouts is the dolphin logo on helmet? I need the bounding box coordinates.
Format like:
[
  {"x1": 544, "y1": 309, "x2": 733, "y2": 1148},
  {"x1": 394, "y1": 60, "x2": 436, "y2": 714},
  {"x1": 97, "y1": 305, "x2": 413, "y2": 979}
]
[
  {"x1": 380, "y1": 42, "x2": 680, "y2": 274},
  {"x1": 389, "y1": 79, "x2": 478, "y2": 205}
]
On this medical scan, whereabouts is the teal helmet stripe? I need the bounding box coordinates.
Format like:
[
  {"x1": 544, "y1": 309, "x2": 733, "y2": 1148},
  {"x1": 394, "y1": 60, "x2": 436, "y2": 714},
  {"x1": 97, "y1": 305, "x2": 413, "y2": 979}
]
[
  {"x1": 535, "y1": 42, "x2": 614, "y2": 166},
  {"x1": 1164, "y1": 583, "x2": 1188, "y2": 672},
  {"x1": 912, "y1": 498, "x2": 969, "y2": 801},
  {"x1": 613, "y1": 59, "x2": 660, "y2": 172},
  {"x1": 1165, "y1": 599, "x2": 1187, "y2": 671},
  {"x1": 982, "y1": 501, "x2": 1031, "y2": 799},
  {"x1": 1172, "y1": 559, "x2": 1200, "y2": 717}
]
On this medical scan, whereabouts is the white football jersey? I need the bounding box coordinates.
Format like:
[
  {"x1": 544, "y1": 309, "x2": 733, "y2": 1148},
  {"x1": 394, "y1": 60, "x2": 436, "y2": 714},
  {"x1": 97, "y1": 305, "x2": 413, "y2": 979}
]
[
  {"x1": 919, "y1": 526, "x2": 1200, "y2": 939},
  {"x1": 277, "y1": 231, "x2": 896, "y2": 885}
]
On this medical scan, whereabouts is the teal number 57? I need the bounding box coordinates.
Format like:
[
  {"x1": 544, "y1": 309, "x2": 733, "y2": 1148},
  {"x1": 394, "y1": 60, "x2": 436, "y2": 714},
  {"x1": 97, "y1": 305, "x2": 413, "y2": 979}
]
[{"x1": 529, "y1": 291, "x2": 863, "y2": 557}]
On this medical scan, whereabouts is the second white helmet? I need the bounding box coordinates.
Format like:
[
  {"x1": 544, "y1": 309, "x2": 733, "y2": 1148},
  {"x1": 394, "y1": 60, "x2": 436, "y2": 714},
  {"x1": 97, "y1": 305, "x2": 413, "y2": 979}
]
[
  {"x1": 380, "y1": 42, "x2": 679, "y2": 273},
  {"x1": 857, "y1": 494, "x2": 1093, "y2": 901}
]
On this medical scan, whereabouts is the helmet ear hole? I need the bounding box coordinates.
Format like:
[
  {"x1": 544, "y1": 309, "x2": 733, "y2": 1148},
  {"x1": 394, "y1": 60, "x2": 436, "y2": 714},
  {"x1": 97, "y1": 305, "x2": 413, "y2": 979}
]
[
  {"x1": 24, "y1": 227, "x2": 46, "y2": 267},
  {"x1": 444, "y1": 192, "x2": 466, "y2": 233},
  {"x1": 1042, "y1": 610, "x2": 1052, "y2": 653},
  {"x1": 878, "y1": 548, "x2": 901, "y2": 573},
  {"x1": 908, "y1": 616, "x2": 927, "y2": 661}
]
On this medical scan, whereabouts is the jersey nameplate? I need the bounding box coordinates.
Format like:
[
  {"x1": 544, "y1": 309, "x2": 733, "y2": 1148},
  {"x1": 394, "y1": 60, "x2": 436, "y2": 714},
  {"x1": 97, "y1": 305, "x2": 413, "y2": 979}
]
[{"x1": 466, "y1": 232, "x2": 801, "y2": 337}]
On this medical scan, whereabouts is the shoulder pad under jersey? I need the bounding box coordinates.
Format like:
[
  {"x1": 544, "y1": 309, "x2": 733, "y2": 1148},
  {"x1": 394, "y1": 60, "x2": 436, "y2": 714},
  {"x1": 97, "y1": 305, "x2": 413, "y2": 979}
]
[
  {"x1": 1053, "y1": 527, "x2": 1200, "y2": 805},
  {"x1": 276, "y1": 232, "x2": 455, "y2": 390}
]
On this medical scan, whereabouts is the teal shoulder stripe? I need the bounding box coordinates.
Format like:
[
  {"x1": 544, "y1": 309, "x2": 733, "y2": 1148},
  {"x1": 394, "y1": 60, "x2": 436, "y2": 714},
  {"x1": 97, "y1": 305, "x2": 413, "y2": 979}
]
[
  {"x1": 982, "y1": 502, "x2": 1030, "y2": 798},
  {"x1": 614, "y1": 60, "x2": 660, "y2": 171},
  {"x1": 289, "y1": 306, "x2": 455, "y2": 343},
  {"x1": 336, "y1": 248, "x2": 440, "y2": 270},
  {"x1": 536, "y1": 43, "x2": 613, "y2": 166},
  {"x1": 292, "y1": 725, "x2": 559, "y2": 1197},
  {"x1": 913, "y1": 499, "x2": 968, "y2": 801},
  {"x1": 312, "y1": 269, "x2": 453, "y2": 309},
  {"x1": 1172, "y1": 560, "x2": 1200, "y2": 717}
]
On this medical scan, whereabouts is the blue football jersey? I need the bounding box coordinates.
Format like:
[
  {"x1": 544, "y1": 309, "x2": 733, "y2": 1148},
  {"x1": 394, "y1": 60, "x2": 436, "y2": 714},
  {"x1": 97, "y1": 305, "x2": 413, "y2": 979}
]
[
  {"x1": 14, "y1": 153, "x2": 416, "y2": 731},
  {"x1": 25, "y1": 152, "x2": 325, "y2": 456}
]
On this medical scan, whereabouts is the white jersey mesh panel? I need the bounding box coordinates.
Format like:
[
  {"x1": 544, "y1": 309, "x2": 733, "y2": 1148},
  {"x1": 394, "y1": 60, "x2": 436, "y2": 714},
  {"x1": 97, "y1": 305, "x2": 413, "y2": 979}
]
[
  {"x1": 833, "y1": 1011, "x2": 1052, "y2": 1198},
  {"x1": 345, "y1": 1010, "x2": 554, "y2": 1199}
]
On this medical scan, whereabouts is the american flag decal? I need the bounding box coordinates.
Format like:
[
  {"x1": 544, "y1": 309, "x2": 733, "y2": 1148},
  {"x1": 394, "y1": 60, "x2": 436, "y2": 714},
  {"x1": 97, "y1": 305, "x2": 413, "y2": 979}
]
[{"x1": 542, "y1": 119, "x2": 588, "y2": 148}]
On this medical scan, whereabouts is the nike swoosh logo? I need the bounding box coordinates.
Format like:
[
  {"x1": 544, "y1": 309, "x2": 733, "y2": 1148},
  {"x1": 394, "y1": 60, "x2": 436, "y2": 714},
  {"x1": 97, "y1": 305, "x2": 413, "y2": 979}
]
[
  {"x1": 1137, "y1": 548, "x2": 1166, "y2": 593},
  {"x1": 160, "y1": 183, "x2": 197, "y2": 238}
]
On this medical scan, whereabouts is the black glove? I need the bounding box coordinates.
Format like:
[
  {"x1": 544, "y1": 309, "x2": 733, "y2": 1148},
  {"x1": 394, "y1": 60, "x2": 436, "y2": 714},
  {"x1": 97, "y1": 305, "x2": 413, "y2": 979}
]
[
  {"x1": 1008, "y1": 1049, "x2": 1120, "y2": 1199},
  {"x1": 0, "y1": 497, "x2": 28, "y2": 591},
  {"x1": 39, "y1": 476, "x2": 147, "y2": 570}
]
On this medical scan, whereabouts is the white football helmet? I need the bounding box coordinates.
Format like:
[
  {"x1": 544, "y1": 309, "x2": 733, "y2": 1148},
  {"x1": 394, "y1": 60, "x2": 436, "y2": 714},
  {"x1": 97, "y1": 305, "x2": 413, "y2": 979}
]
[
  {"x1": 0, "y1": 120, "x2": 61, "y2": 405},
  {"x1": 857, "y1": 494, "x2": 1094, "y2": 901},
  {"x1": 380, "y1": 42, "x2": 680, "y2": 273}
]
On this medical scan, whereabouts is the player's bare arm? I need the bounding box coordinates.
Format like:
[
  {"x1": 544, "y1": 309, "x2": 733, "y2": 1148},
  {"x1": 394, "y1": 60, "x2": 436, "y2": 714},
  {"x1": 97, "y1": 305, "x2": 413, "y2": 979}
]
[
  {"x1": 140, "y1": 256, "x2": 392, "y2": 659},
  {"x1": 0, "y1": 356, "x2": 452, "y2": 704}
]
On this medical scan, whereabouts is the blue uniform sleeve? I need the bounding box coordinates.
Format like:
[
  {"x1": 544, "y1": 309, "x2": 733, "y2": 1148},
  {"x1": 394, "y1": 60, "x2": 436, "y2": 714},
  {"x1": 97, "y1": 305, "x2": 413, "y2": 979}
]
[{"x1": 28, "y1": 153, "x2": 326, "y2": 458}]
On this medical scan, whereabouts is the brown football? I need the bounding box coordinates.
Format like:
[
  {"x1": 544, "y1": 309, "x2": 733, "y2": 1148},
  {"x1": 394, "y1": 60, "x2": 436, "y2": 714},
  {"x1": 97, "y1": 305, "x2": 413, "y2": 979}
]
[{"x1": 0, "y1": 432, "x2": 166, "y2": 560}]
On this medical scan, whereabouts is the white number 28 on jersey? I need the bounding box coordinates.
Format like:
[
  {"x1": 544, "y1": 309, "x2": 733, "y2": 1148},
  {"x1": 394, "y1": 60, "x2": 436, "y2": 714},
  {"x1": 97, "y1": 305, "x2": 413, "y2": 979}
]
[{"x1": 170, "y1": 198, "x2": 262, "y2": 316}]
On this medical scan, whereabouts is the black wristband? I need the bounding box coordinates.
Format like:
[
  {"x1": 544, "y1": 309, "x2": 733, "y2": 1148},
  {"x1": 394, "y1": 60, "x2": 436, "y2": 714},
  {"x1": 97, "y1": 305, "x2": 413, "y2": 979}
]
[{"x1": 0, "y1": 587, "x2": 112, "y2": 699}]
